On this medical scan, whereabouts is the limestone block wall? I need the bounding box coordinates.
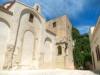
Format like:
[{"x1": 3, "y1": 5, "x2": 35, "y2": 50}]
[
  {"x1": 65, "y1": 39, "x2": 74, "y2": 69},
  {"x1": 9, "y1": 2, "x2": 47, "y2": 70},
  {"x1": 0, "y1": 1, "x2": 74, "y2": 70},
  {"x1": 90, "y1": 18, "x2": 100, "y2": 71},
  {"x1": 39, "y1": 30, "x2": 56, "y2": 69},
  {"x1": 46, "y1": 15, "x2": 74, "y2": 69},
  {"x1": 56, "y1": 43, "x2": 66, "y2": 69},
  {"x1": 0, "y1": 7, "x2": 18, "y2": 69},
  {"x1": 0, "y1": 2, "x2": 49, "y2": 70}
]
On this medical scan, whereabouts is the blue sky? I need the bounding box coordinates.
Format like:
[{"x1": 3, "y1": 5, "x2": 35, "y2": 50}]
[{"x1": 0, "y1": 0, "x2": 100, "y2": 34}]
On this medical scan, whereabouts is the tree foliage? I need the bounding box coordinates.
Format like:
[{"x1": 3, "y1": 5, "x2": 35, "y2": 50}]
[{"x1": 72, "y1": 27, "x2": 92, "y2": 70}]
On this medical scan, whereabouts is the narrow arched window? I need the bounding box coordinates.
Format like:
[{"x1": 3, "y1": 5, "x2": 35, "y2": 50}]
[
  {"x1": 57, "y1": 46, "x2": 62, "y2": 55},
  {"x1": 96, "y1": 45, "x2": 100, "y2": 61},
  {"x1": 53, "y1": 22, "x2": 56, "y2": 28},
  {"x1": 29, "y1": 13, "x2": 34, "y2": 23},
  {"x1": 36, "y1": 6, "x2": 39, "y2": 11}
]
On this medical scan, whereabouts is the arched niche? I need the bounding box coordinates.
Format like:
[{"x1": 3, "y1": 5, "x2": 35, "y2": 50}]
[
  {"x1": 21, "y1": 31, "x2": 35, "y2": 66},
  {"x1": 44, "y1": 38, "x2": 52, "y2": 63},
  {"x1": 0, "y1": 21, "x2": 10, "y2": 69},
  {"x1": 96, "y1": 45, "x2": 100, "y2": 61}
]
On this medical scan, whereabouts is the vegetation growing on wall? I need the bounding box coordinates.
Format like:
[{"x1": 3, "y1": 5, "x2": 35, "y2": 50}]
[{"x1": 72, "y1": 27, "x2": 92, "y2": 70}]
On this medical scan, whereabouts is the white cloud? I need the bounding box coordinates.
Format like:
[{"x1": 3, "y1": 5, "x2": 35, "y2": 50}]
[
  {"x1": 16, "y1": 0, "x2": 91, "y2": 34},
  {"x1": 76, "y1": 25, "x2": 91, "y2": 34},
  {"x1": 19, "y1": 0, "x2": 86, "y2": 19}
]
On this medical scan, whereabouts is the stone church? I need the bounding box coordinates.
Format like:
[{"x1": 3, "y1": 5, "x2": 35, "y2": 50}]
[{"x1": 0, "y1": 1, "x2": 74, "y2": 70}]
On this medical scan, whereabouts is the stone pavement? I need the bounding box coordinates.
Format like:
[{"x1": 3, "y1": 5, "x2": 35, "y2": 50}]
[{"x1": 0, "y1": 69, "x2": 99, "y2": 75}]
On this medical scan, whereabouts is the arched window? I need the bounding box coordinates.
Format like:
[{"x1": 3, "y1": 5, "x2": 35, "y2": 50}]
[
  {"x1": 36, "y1": 6, "x2": 39, "y2": 11},
  {"x1": 96, "y1": 45, "x2": 100, "y2": 61},
  {"x1": 53, "y1": 22, "x2": 56, "y2": 28},
  {"x1": 29, "y1": 13, "x2": 34, "y2": 23},
  {"x1": 57, "y1": 46, "x2": 62, "y2": 55},
  {"x1": 44, "y1": 38, "x2": 52, "y2": 63}
]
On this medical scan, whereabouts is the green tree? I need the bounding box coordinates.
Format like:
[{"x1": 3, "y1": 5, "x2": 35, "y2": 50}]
[
  {"x1": 72, "y1": 27, "x2": 80, "y2": 40},
  {"x1": 72, "y1": 27, "x2": 92, "y2": 70}
]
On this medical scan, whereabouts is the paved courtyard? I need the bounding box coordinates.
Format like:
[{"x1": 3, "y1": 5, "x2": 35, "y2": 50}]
[{"x1": 0, "y1": 70, "x2": 99, "y2": 75}]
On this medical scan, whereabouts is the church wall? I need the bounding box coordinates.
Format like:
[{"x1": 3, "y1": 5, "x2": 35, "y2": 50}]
[
  {"x1": 90, "y1": 19, "x2": 100, "y2": 71},
  {"x1": 0, "y1": 8, "x2": 19, "y2": 69},
  {"x1": 39, "y1": 31, "x2": 56, "y2": 69},
  {"x1": 0, "y1": 2, "x2": 74, "y2": 70},
  {"x1": 11, "y1": 8, "x2": 45, "y2": 69},
  {"x1": 21, "y1": 31, "x2": 35, "y2": 68},
  {"x1": 0, "y1": 2, "x2": 46, "y2": 70},
  {"x1": 0, "y1": 22, "x2": 10, "y2": 69},
  {"x1": 46, "y1": 16, "x2": 74, "y2": 69}
]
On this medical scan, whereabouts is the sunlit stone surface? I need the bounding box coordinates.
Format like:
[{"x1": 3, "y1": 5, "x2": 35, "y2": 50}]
[
  {"x1": 0, "y1": 1, "x2": 74, "y2": 70},
  {"x1": 0, "y1": 1, "x2": 99, "y2": 75},
  {"x1": 89, "y1": 17, "x2": 100, "y2": 71},
  {"x1": 0, "y1": 22, "x2": 10, "y2": 69},
  {"x1": 0, "y1": 70, "x2": 98, "y2": 75}
]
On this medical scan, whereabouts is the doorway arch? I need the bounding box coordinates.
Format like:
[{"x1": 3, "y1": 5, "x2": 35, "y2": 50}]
[{"x1": 21, "y1": 31, "x2": 35, "y2": 67}]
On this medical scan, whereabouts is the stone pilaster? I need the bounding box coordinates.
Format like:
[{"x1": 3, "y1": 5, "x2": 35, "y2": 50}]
[{"x1": 3, "y1": 44, "x2": 14, "y2": 70}]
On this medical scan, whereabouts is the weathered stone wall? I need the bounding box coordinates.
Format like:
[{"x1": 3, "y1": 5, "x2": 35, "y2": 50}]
[
  {"x1": 0, "y1": 2, "x2": 48, "y2": 70},
  {"x1": 89, "y1": 17, "x2": 100, "y2": 71},
  {"x1": 46, "y1": 16, "x2": 74, "y2": 69},
  {"x1": 0, "y1": 1, "x2": 74, "y2": 70}
]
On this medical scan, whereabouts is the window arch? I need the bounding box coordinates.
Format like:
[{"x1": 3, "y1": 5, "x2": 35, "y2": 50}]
[
  {"x1": 29, "y1": 13, "x2": 34, "y2": 23},
  {"x1": 96, "y1": 45, "x2": 100, "y2": 61},
  {"x1": 57, "y1": 45, "x2": 62, "y2": 55},
  {"x1": 36, "y1": 5, "x2": 39, "y2": 11},
  {"x1": 43, "y1": 37, "x2": 53, "y2": 63},
  {"x1": 19, "y1": 8, "x2": 42, "y2": 23}
]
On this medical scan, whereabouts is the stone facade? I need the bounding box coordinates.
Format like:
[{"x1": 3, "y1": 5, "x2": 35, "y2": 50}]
[
  {"x1": 46, "y1": 16, "x2": 74, "y2": 69},
  {"x1": 0, "y1": 1, "x2": 74, "y2": 70},
  {"x1": 89, "y1": 17, "x2": 100, "y2": 71}
]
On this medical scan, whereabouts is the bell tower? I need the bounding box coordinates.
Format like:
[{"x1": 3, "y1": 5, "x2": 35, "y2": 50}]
[{"x1": 33, "y1": 3, "x2": 41, "y2": 14}]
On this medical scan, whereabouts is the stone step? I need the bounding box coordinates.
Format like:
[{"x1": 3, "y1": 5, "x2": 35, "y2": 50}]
[{"x1": 0, "y1": 69, "x2": 98, "y2": 75}]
